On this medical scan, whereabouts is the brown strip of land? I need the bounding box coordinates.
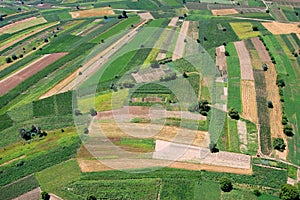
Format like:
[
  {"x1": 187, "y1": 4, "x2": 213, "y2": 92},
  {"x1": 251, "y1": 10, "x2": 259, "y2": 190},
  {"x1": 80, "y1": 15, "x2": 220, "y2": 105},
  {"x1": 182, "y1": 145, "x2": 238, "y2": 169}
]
[
  {"x1": 241, "y1": 80, "x2": 258, "y2": 123},
  {"x1": 0, "y1": 52, "x2": 67, "y2": 96},
  {"x1": 234, "y1": 41, "x2": 254, "y2": 80}
]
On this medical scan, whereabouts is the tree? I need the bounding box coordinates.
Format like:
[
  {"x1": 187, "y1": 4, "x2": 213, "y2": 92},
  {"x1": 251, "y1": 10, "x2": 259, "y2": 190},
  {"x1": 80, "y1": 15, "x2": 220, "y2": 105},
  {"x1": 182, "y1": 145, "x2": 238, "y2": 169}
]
[
  {"x1": 104, "y1": 16, "x2": 108, "y2": 19},
  {"x1": 252, "y1": 26, "x2": 259, "y2": 31},
  {"x1": 12, "y1": 54, "x2": 18, "y2": 60},
  {"x1": 279, "y1": 184, "x2": 299, "y2": 200},
  {"x1": 273, "y1": 138, "x2": 286, "y2": 152},
  {"x1": 87, "y1": 195, "x2": 97, "y2": 200},
  {"x1": 284, "y1": 125, "x2": 293, "y2": 136},
  {"x1": 122, "y1": 10, "x2": 128, "y2": 18},
  {"x1": 150, "y1": 61, "x2": 160, "y2": 68},
  {"x1": 5, "y1": 57, "x2": 12, "y2": 63},
  {"x1": 84, "y1": 128, "x2": 89, "y2": 134},
  {"x1": 253, "y1": 189, "x2": 261, "y2": 197},
  {"x1": 276, "y1": 79, "x2": 285, "y2": 87},
  {"x1": 219, "y1": 177, "x2": 233, "y2": 192},
  {"x1": 90, "y1": 108, "x2": 97, "y2": 117},
  {"x1": 183, "y1": 71, "x2": 188, "y2": 78},
  {"x1": 41, "y1": 191, "x2": 50, "y2": 200},
  {"x1": 228, "y1": 108, "x2": 240, "y2": 120},
  {"x1": 224, "y1": 51, "x2": 230, "y2": 56},
  {"x1": 209, "y1": 143, "x2": 218, "y2": 153},
  {"x1": 267, "y1": 101, "x2": 273, "y2": 108},
  {"x1": 44, "y1": 38, "x2": 49, "y2": 43},
  {"x1": 74, "y1": 109, "x2": 82, "y2": 116}
]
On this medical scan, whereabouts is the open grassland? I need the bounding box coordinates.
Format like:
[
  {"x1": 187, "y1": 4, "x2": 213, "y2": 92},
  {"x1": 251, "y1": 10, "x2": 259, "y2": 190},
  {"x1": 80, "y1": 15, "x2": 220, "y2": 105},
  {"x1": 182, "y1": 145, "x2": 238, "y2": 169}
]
[
  {"x1": 41, "y1": 9, "x2": 71, "y2": 22},
  {"x1": 36, "y1": 159, "x2": 81, "y2": 197},
  {"x1": 78, "y1": 89, "x2": 129, "y2": 113},
  {"x1": 248, "y1": 0, "x2": 265, "y2": 7},
  {"x1": 230, "y1": 22, "x2": 260, "y2": 40},
  {"x1": 198, "y1": 18, "x2": 239, "y2": 55},
  {"x1": 281, "y1": 7, "x2": 300, "y2": 22},
  {"x1": 91, "y1": 16, "x2": 140, "y2": 43},
  {"x1": 226, "y1": 43, "x2": 242, "y2": 113},
  {"x1": 0, "y1": 127, "x2": 80, "y2": 186}
]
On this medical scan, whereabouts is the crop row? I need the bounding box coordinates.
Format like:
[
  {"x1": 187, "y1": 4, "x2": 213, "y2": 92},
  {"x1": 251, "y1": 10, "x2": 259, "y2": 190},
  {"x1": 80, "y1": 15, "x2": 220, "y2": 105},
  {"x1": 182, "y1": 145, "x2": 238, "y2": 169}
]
[
  {"x1": 0, "y1": 175, "x2": 39, "y2": 200},
  {"x1": 253, "y1": 70, "x2": 272, "y2": 155},
  {"x1": 0, "y1": 43, "x2": 95, "y2": 111},
  {"x1": 0, "y1": 135, "x2": 80, "y2": 186}
]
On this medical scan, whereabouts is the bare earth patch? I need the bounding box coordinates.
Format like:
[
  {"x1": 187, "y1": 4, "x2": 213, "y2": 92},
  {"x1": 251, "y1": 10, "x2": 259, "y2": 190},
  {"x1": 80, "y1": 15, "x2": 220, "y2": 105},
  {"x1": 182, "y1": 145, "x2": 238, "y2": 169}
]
[
  {"x1": 0, "y1": 52, "x2": 67, "y2": 96},
  {"x1": 216, "y1": 45, "x2": 227, "y2": 71},
  {"x1": 251, "y1": 37, "x2": 271, "y2": 63},
  {"x1": 237, "y1": 120, "x2": 248, "y2": 152},
  {"x1": 241, "y1": 80, "x2": 258, "y2": 123},
  {"x1": 211, "y1": 9, "x2": 239, "y2": 16},
  {"x1": 168, "y1": 17, "x2": 178, "y2": 27},
  {"x1": 12, "y1": 187, "x2": 41, "y2": 200},
  {"x1": 234, "y1": 41, "x2": 254, "y2": 80},
  {"x1": 261, "y1": 22, "x2": 300, "y2": 35},
  {"x1": 138, "y1": 12, "x2": 154, "y2": 20},
  {"x1": 172, "y1": 21, "x2": 189, "y2": 60},
  {"x1": 70, "y1": 7, "x2": 115, "y2": 18}
]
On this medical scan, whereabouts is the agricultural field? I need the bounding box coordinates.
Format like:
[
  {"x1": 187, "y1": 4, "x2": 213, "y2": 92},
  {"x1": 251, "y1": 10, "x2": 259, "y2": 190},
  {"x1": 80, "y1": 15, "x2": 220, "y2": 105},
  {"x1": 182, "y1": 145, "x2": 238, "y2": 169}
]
[{"x1": 0, "y1": 0, "x2": 300, "y2": 199}]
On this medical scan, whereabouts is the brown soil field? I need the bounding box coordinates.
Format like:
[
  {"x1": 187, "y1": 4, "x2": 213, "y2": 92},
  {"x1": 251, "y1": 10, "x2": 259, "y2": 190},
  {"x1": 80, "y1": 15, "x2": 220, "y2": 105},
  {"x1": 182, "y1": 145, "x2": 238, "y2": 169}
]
[
  {"x1": 168, "y1": 17, "x2": 178, "y2": 27},
  {"x1": 138, "y1": 12, "x2": 154, "y2": 20},
  {"x1": 0, "y1": 52, "x2": 67, "y2": 96},
  {"x1": 241, "y1": 80, "x2": 258, "y2": 123},
  {"x1": 261, "y1": 22, "x2": 300, "y2": 35},
  {"x1": 172, "y1": 21, "x2": 189, "y2": 60},
  {"x1": 211, "y1": 9, "x2": 239, "y2": 16},
  {"x1": 0, "y1": 17, "x2": 37, "y2": 33},
  {"x1": 216, "y1": 45, "x2": 227, "y2": 71},
  {"x1": 70, "y1": 7, "x2": 115, "y2": 18},
  {"x1": 13, "y1": 187, "x2": 41, "y2": 200},
  {"x1": 95, "y1": 122, "x2": 209, "y2": 147},
  {"x1": 234, "y1": 41, "x2": 254, "y2": 80},
  {"x1": 77, "y1": 158, "x2": 252, "y2": 174},
  {"x1": 251, "y1": 37, "x2": 271, "y2": 63}
]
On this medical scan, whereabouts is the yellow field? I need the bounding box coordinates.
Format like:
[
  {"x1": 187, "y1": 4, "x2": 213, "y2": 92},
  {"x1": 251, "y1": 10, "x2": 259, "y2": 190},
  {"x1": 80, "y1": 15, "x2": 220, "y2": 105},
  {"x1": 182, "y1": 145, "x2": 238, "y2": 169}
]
[
  {"x1": 230, "y1": 22, "x2": 260, "y2": 40},
  {"x1": 70, "y1": 7, "x2": 115, "y2": 18},
  {"x1": 78, "y1": 89, "x2": 129, "y2": 113},
  {"x1": 0, "y1": 17, "x2": 47, "y2": 34}
]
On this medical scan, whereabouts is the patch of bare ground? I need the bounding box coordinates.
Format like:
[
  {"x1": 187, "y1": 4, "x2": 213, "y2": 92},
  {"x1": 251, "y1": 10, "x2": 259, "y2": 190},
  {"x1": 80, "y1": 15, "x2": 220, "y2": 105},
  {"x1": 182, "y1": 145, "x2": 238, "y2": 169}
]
[
  {"x1": 138, "y1": 12, "x2": 154, "y2": 20},
  {"x1": 172, "y1": 21, "x2": 189, "y2": 60},
  {"x1": 211, "y1": 9, "x2": 239, "y2": 16},
  {"x1": 261, "y1": 22, "x2": 300, "y2": 35},
  {"x1": 237, "y1": 120, "x2": 248, "y2": 152},
  {"x1": 216, "y1": 45, "x2": 227, "y2": 72},
  {"x1": 251, "y1": 37, "x2": 271, "y2": 63},
  {"x1": 70, "y1": 7, "x2": 114, "y2": 18},
  {"x1": 0, "y1": 52, "x2": 67, "y2": 96},
  {"x1": 168, "y1": 17, "x2": 178, "y2": 27},
  {"x1": 241, "y1": 80, "x2": 258, "y2": 123},
  {"x1": 251, "y1": 37, "x2": 287, "y2": 159},
  {"x1": 77, "y1": 159, "x2": 252, "y2": 174},
  {"x1": 12, "y1": 187, "x2": 41, "y2": 200},
  {"x1": 234, "y1": 41, "x2": 254, "y2": 80}
]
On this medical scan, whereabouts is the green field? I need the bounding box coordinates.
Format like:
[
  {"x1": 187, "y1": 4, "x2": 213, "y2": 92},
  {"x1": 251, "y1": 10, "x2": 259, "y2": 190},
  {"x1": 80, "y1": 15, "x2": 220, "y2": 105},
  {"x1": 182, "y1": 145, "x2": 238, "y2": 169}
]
[{"x1": 226, "y1": 42, "x2": 242, "y2": 113}]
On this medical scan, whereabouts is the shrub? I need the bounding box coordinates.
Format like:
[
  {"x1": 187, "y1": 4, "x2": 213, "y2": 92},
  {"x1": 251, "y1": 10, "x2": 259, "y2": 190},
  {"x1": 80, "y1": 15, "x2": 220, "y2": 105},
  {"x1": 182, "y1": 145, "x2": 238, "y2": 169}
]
[
  {"x1": 219, "y1": 177, "x2": 233, "y2": 192},
  {"x1": 253, "y1": 189, "x2": 261, "y2": 197},
  {"x1": 284, "y1": 125, "x2": 293, "y2": 136},
  {"x1": 279, "y1": 184, "x2": 299, "y2": 200},
  {"x1": 5, "y1": 57, "x2": 12, "y2": 63},
  {"x1": 276, "y1": 79, "x2": 285, "y2": 87},
  {"x1": 12, "y1": 54, "x2": 18, "y2": 60},
  {"x1": 42, "y1": 191, "x2": 50, "y2": 200},
  {"x1": 90, "y1": 108, "x2": 97, "y2": 117},
  {"x1": 267, "y1": 101, "x2": 273, "y2": 108},
  {"x1": 224, "y1": 51, "x2": 230, "y2": 56},
  {"x1": 228, "y1": 108, "x2": 239, "y2": 120},
  {"x1": 273, "y1": 138, "x2": 286, "y2": 152},
  {"x1": 252, "y1": 26, "x2": 259, "y2": 31}
]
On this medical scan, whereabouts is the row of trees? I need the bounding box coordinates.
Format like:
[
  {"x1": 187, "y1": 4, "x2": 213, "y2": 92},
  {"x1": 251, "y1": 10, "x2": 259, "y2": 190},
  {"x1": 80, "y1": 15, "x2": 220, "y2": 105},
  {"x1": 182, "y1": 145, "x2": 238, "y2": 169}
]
[{"x1": 19, "y1": 125, "x2": 47, "y2": 141}]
